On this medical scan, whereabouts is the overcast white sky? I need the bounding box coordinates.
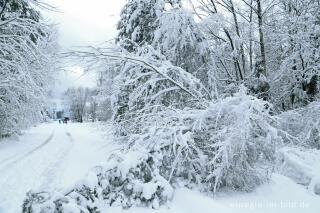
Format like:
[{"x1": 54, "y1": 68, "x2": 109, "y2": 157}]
[
  {"x1": 45, "y1": 0, "x2": 126, "y2": 47},
  {"x1": 43, "y1": 0, "x2": 126, "y2": 93}
]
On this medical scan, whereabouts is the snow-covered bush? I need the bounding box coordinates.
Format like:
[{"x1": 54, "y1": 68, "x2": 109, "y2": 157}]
[
  {"x1": 22, "y1": 148, "x2": 174, "y2": 212},
  {"x1": 276, "y1": 102, "x2": 320, "y2": 194},
  {"x1": 97, "y1": 149, "x2": 173, "y2": 209},
  {"x1": 278, "y1": 101, "x2": 320, "y2": 149},
  {"x1": 115, "y1": 87, "x2": 279, "y2": 192}
]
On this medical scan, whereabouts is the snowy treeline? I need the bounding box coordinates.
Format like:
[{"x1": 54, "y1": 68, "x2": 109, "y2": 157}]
[
  {"x1": 63, "y1": 87, "x2": 89, "y2": 122},
  {"x1": 22, "y1": 0, "x2": 320, "y2": 212},
  {"x1": 0, "y1": 0, "x2": 59, "y2": 137},
  {"x1": 61, "y1": 85, "x2": 118, "y2": 123}
]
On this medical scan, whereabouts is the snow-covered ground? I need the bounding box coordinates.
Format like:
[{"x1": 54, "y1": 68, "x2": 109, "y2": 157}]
[
  {"x1": 1, "y1": 123, "x2": 320, "y2": 213},
  {"x1": 109, "y1": 174, "x2": 320, "y2": 213},
  {"x1": 0, "y1": 122, "x2": 116, "y2": 213}
]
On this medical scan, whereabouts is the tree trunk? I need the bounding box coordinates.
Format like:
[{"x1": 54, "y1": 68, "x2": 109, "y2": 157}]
[
  {"x1": 0, "y1": 0, "x2": 9, "y2": 19},
  {"x1": 229, "y1": 0, "x2": 246, "y2": 77},
  {"x1": 257, "y1": 0, "x2": 267, "y2": 77},
  {"x1": 249, "y1": 0, "x2": 253, "y2": 72},
  {"x1": 224, "y1": 28, "x2": 244, "y2": 81}
]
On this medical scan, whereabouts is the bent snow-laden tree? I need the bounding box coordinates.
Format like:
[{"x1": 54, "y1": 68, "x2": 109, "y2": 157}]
[
  {"x1": 68, "y1": 45, "x2": 210, "y2": 125},
  {"x1": 0, "y1": 0, "x2": 59, "y2": 137}
]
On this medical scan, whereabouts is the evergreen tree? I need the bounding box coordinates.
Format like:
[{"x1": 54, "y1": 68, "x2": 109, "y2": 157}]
[
  {"x1": 116, "y1": 0, "x2": 165, "y2": 51},
  {"x1": 0, "y1": 0, "x2": 40, "y2": 22},
  {"x1": 153, "y1": 7, "x2": 211, "y2": 87}
]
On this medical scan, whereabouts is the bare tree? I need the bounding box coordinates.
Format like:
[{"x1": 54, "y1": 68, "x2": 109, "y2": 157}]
[{"x1": 63, "y1": 87, "x2": 89, "y2": 123}]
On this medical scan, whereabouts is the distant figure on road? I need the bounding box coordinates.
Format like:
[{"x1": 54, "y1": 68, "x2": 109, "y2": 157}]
[
  {"x1": 59, "y1": 119, "x2": 61, "y2": 124},
  {"x1": 64, "y1": 118, "x2": 68, "y2": 124}
]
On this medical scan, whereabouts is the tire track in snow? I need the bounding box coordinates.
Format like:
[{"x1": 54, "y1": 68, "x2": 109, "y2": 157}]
[
  {"x1": 37, "y1": 130, "x2": 74, "y2": 191},
  {"x1": 0, "y1": 132, "x2": 55, "y2": 169},
  {"x1": 66, "y1": 131, "x2": 74, "y2": 142}
]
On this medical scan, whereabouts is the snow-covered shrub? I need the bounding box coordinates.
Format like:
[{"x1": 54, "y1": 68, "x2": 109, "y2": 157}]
[
  {"x1": 116, "y1": 87, "x2": 279, "y2": 192},
  {"x1": 276, "y1": 102, "x2": 320, "y2": 193},
  {"x1": 22, "y1": 148, "x2": 174, "y2": 212},
  {"x1": 189, "y1": 91, "x2": 278, "y2": 192},
  {"x1": 97, "y1": 149, "x2": 173, "y2": 209},
  {"x1": 278, "y1": 101, "x2": 320, "y2": 149}
]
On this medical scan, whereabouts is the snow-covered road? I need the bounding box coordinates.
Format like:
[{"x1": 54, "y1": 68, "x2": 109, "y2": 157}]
[{"x1": 0, "y1": 122, "x2": 114, "y2": 213}]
